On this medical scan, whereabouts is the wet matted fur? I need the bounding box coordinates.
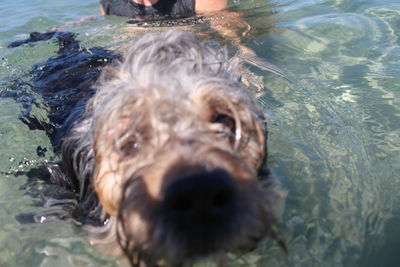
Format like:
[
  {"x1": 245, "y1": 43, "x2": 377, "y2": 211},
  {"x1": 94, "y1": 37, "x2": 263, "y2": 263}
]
[{"x1": 9, "y1": 30, "x2": 285, "y2": 266}]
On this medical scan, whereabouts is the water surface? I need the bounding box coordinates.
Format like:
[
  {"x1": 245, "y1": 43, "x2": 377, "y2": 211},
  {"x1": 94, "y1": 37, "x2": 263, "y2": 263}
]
[{"x1": 0, "y1": 0, "x2": 399, "y2": 266}]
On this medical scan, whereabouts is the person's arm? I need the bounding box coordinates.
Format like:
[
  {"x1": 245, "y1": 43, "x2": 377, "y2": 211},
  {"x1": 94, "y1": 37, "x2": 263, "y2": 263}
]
[
  {"x1": 209, "y1": 10, "x2": 288, "y2": 81},
  {"x1": 100, "y1": 4, "x2": 106, "y2": 15},
  {"x1": 195, "y1": 0, "x2": 228, "y2": 14}
]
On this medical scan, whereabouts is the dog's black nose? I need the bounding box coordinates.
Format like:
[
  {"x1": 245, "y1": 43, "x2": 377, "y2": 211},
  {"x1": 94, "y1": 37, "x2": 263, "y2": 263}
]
[{"x1": 163, "y1": 169, "x2": 237, "y2": 233}]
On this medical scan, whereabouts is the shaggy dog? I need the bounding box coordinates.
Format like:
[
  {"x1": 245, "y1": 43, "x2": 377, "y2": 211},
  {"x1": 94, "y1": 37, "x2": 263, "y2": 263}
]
[{"x1": 7, "y1": 30, "x2": 285, "y2": 266}]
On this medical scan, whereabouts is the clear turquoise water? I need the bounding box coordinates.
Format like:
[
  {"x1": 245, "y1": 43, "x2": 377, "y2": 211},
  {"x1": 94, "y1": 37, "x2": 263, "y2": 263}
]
[{"x1": 0, "y1": 0, "x2": 399, "y2": 266}]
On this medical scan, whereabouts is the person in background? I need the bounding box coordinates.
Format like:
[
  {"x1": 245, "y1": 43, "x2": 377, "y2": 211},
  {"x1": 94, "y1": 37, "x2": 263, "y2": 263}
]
[
  {"x1": 99, "y1": 0, "x2": 285, "y2": 84},
  {"x1": 100, "y1": 0, "x2": 228, "y2": 18}
]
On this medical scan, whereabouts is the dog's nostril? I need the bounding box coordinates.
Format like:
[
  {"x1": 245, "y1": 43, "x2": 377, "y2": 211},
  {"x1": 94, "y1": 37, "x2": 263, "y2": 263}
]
[
  {"x1": 212, "y1": 189, "x2": 233, "y2": 207},
  {"x1": 169, "y1": 195, "x2": 192, "y2": 211}
]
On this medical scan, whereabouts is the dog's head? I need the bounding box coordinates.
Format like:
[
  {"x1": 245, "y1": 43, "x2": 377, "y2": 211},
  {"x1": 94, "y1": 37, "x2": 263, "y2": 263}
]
[{"x1": 89, "y1": 30, "x2": 284, "y2": 265}]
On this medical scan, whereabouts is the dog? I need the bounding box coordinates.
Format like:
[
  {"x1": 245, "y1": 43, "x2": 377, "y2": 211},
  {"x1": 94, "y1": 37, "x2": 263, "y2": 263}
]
[{"x1": 6, "y1": 30, "x2": 285, "y2": 266}]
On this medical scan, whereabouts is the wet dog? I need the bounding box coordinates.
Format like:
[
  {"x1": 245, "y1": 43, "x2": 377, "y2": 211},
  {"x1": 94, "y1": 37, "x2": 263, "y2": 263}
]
[{"x1": 7, "y1": 30, "x2": 285, "y2": 266}]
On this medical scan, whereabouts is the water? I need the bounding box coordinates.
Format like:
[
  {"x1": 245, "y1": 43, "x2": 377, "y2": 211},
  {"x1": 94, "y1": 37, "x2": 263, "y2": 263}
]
[{"x1": 0, "y1": 0, "x2": 399, "y2": 266}]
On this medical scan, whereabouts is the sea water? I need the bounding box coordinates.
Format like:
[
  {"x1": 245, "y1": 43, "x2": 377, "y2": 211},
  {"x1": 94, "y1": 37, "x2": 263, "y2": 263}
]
[{"x1": 0, "y1": 0, "x2": 399, "y2": 266}]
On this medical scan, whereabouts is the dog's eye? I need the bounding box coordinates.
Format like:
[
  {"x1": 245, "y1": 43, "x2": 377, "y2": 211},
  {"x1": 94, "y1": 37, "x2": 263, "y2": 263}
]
[
  {"x1": 118, "y1": 137, "x2": 139, "y2": 156},
  {"x1": 211, "y1": 113, "x2": 236, "y2": 134}
]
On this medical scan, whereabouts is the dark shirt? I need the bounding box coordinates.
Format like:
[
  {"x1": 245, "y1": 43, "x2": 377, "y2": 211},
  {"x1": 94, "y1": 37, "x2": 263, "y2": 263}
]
[{"x1": 100, "y1": 0, "x2": 195, "y2": 18}]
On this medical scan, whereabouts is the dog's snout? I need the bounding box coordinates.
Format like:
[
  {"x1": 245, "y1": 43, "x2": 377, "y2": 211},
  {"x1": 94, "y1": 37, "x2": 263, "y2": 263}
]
[{"x1": 163, "y1": 169, "x2": 237, "y2": 225}]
